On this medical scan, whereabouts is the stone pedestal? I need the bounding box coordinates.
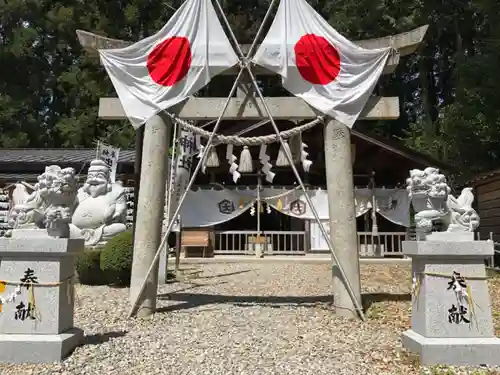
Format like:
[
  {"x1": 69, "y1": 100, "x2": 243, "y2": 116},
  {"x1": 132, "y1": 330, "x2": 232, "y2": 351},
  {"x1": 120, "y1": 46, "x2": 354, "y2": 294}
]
[
  {"x1": 0, "y1": 232, "x2": 84, "y2": 363},
  {"x1": 402, "y1": 236, "x2": 500, "y2": 366}
]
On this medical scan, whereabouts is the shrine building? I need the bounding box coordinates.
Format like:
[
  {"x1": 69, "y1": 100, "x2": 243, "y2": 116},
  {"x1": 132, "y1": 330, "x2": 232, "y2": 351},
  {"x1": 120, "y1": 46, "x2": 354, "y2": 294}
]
[{"x1": 0, "y1": 127, "x2": 449, "y2": 257}]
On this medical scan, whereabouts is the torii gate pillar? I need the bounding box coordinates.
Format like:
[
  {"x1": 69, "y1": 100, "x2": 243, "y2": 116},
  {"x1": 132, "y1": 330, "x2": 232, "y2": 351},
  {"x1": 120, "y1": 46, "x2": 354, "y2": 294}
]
[
  {"x1": 129, "y1": 114, "x2": 171, "y2": 317},
  {"x1": 324, "y1": 118, "x2": 362, "y2": 318}
]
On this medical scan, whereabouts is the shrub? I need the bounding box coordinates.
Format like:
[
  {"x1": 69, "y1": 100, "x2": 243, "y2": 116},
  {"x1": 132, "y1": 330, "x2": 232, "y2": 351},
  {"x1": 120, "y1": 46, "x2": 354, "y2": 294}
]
[
  {"x1": 75, "y1": 249, "x2": 107, "y2": 285},
  {"x1": 100, "y1": 230, "x2": 134, "y2": 286}
]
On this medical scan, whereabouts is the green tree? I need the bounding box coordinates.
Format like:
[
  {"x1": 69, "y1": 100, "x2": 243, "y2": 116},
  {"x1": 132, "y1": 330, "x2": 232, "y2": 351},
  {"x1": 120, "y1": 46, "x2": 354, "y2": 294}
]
[{"x1": 1, "y1": 0, "x2": 500, "y2": 184}]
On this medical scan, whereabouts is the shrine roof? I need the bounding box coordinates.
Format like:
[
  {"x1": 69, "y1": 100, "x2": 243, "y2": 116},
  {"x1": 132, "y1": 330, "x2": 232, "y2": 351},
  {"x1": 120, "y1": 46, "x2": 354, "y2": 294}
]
[
  {"x1": 0, "y1": 173, "x2": 43, "y2": 181},
  {"x1": 0, "y1": 148, "x2": 135, "y2": 165},
  {"x1": 0, "y1": 131, "x2": 450, "y2": 172},
  {"x1": 350, "y1": 127, "x2": 452, "y2": 172},
  {"x1": 464, "y1": 168, "x2": 500, "y2": 186}
]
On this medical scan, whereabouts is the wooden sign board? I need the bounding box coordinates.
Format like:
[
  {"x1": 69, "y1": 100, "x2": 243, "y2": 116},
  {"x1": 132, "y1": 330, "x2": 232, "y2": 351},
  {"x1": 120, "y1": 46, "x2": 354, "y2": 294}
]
[
  {"x1": 248, "y1": 235, "x2": 270, "y2": 245},
  {"x1": 181, "y1": 229, "x2": 210, "y2": 247}
]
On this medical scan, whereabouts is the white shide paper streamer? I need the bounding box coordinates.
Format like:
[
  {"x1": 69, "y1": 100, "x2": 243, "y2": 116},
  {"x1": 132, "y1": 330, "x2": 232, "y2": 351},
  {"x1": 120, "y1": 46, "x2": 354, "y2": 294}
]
[
  {"x1": 226, "y1": 144, "x2": 241, "y2": 183},
  {"x1": 259, "y1": 145, "x2": 275, "y2": 183}
]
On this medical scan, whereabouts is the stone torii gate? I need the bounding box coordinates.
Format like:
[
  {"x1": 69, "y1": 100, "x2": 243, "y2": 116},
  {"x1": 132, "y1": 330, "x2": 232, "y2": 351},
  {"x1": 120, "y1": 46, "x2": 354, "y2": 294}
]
[{"x1": 77, "y1": 19, "x2": 427, "y2": 319}]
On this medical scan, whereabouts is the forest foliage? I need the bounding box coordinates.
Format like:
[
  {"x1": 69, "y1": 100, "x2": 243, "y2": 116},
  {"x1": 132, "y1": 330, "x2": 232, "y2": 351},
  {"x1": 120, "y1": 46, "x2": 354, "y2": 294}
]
[{"x1": 1, "y1": 0, "x2": 499, "y2": 179}]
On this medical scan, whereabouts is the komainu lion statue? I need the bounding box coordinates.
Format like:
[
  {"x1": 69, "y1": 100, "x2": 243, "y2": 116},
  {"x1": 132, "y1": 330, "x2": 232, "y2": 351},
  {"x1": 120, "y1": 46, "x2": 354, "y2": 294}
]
[
  {"x1": 406, "y1": 167, "x2": 479, "y2": 234},
  {"x1": 8, "y1": 160, "x2": 127, "y2": 245},
  {"x1": 8, "y1": 165, "x2": 79, "y2": 238}
]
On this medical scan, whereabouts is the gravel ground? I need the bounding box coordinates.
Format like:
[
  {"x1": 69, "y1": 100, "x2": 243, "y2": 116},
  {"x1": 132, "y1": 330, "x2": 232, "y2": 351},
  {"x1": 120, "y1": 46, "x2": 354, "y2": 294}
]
[{"x1": 1, "y1": 262, "x2": 500, "y2": 375}]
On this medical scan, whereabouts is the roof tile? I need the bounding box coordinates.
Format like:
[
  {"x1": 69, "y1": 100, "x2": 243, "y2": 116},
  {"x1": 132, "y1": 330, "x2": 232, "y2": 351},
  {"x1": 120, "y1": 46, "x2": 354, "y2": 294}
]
[{"x1": 0, "y1": 149, "x2": 135, "y2": 164}]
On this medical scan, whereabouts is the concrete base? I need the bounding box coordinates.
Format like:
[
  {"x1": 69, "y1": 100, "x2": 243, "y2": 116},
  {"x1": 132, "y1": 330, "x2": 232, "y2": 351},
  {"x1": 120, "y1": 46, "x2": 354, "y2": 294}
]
[
  {"x1": 426, "y1": 231, "x2": 474, "y2": 242},
  {"x1": 403, "y1": 329, "x2": 500, "y2": 366},
  {"x1": 0, "y1": 327, "x2": 83, "y2": 364}
]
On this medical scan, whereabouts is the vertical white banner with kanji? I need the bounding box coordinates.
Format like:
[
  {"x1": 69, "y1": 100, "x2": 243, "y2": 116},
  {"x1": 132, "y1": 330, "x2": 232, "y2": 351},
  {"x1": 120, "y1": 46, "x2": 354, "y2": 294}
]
[
  {"x1": 96, "y1": 142, "x2": 121, "y2": 183},
  {"x1": 166, "y1": 130, "x2": 195, "y2": 232}
]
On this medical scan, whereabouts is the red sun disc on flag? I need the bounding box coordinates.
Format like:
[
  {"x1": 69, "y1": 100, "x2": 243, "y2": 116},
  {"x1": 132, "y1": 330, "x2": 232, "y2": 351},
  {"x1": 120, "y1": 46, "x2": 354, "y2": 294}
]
[
  {"x1": 294, "y1": 34, "x2": 341, "y2": 85},
  {"x1": 147, "y1": 36, "x2": 192, "y2": 87}
]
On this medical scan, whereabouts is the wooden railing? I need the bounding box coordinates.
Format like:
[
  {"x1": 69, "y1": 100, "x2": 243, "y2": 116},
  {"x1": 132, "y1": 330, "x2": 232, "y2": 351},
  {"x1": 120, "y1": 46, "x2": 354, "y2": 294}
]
[
  {"x1": 214, "y1": 230, "x2": 408, "y2": 256},
  {"x1": 214, "y1": 230, "x2": 307, "y2": 255},
  {"x1": 215, "y1": 230, "x2": 259, "y2": 255},
  {"x1": 357, "y1": 231, "x2": 408, "y2": 257},
  {"x1": 477, "y1": 232, "x2": 498, "y2": 269},
  {"x1": 263, "y1": 231, "x2": 307, "y2": 254}
]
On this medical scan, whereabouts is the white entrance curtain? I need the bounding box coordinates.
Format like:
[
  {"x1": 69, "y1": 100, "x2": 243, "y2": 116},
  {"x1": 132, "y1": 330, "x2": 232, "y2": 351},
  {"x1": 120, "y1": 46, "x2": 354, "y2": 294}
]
[
  {"x1": 264, "y1": 187, "x2": 373, "y2": 219},
  {"x1": 180, "y1": 189, "x2": 255, "y2": 227},
  {"x1": 373, "y1": 188, "x2": 411, "y2": 228},
  {"x1": 178, "y1": 187, "x2": 393, "y2": 227},
  {"x1": 179, "y1": 188, "x2": 298, "y2": 227}
]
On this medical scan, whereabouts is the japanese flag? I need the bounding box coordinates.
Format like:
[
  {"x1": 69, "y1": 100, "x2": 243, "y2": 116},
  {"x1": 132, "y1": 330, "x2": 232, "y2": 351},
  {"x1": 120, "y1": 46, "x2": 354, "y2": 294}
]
[
  {"x1": 99, "y1": 0, "x2": 239, "y2": 129},
  {"x1": 252, "y1": 0, "x2": 391, "y2": 128}
]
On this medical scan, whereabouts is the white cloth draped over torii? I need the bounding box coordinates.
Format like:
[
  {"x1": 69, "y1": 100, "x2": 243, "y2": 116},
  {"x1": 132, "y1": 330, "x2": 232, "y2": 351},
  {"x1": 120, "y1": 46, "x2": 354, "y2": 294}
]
[
  {"x1": 177, "y1": 187, "x2": 411, "y2": 228},
  {"x1": 98, "y1": 0, "x2": 239, "y2": 128}
]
